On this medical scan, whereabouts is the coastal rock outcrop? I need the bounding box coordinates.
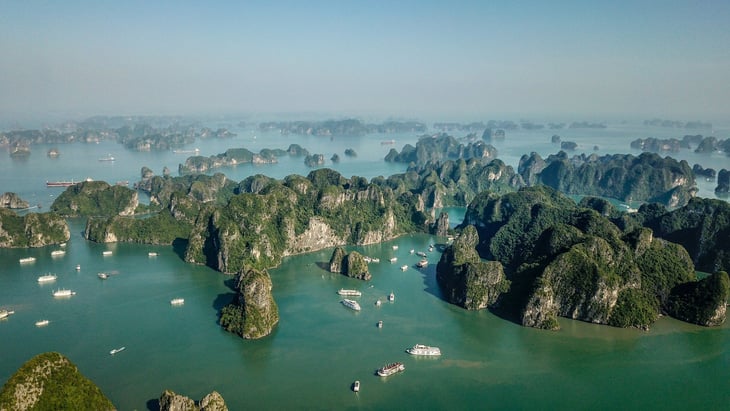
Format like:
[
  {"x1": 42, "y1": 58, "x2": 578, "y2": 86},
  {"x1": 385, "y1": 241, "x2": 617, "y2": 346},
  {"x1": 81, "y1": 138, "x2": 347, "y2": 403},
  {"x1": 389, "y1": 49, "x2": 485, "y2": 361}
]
[
  {"x1": 665, "y1": 271, "x2": 729, "y2": 326},
  {"x1": 0, "y1": 208, "x2": 70, "y2": 248},
  {"x1": 328, "y1": 247, "x2": 372, "y2": 280},
  {"x1": 716, "y1": 169, "x2": 729, "y2": 196},
  {"x1": 159, "y1": 390, "x2": 228, "y2": 411},
  {"x1": 0, "y1": 192, "x2": 29, "y2": 209},
  {"x1": 51, "y1": 180, "x2": 138, "y2": 217},
  {"x1": 219, "y1": 267, "x2": 279, "y2": 339},
  {"x1": 385, "y1": 133, "x2": 497, "y2": 166},
  {"x1": 436, "y1": 225, "x2": 509, "y2": 310},
  {"x1": 0, "y1": 352, "x2": 115, "y2": 410}
]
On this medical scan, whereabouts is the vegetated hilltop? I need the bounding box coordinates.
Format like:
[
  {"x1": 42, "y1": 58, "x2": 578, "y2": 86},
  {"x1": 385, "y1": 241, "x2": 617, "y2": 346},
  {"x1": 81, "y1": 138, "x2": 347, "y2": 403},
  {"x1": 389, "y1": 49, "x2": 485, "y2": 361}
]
[
  {"x1": 384, "y1": 133, "x2": 498, "y2": 167},
  {"x1": 0, "y1": 207, "x2": 69, "y2": 248},
  {"x1": 0, "y1": 352, "x2": 115, "y2": 411},
  {"x1": 518, "y1": 151, "x2": 696, "y2": 207},
  {"x1": 437, "y1": 186, "x2": 728, "y2": 330},
  {"x1": 50, "y1": 181, "x2": 138, "y2": 218}
]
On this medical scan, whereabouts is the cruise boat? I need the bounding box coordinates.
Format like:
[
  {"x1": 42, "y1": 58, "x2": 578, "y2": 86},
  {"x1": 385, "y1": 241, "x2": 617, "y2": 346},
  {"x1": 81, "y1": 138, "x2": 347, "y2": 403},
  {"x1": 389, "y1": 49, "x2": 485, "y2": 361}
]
[
  {"x1": 341, "y1": 299, "x2": 361, "y2": 311},
  {"x1": 75, "y1": 264, "x2": 81, "y2": 271},
  {"x1": 406, "y1": 344, "x2": 442, "y2": 356},
  {"x1": 110, "y1": 347, "x2": 126, "y2": 355},
  {"x1": 102, "y1": 251, "x2": 113, "y2": 256},
  {"x1": 388, "y1": 292, "x2": 395, "y2": 302},
  {"x1": 46, "y1": 180, "x2": 78, "y2": 187},
  {"x1": 377, "y1": 362, "x2": 405, "y2": 377},
  {"x1": 409, "y1": 249, "x2": 415, "y2": 254},
  {"x1": 416, "y1": 251, "x2": 427, "y2": 258},
  {"x1": 53, "y1": 289, "x2": 75, "y2": 297},
  {"x1": 401, "y1": 265, "x2": 409, "y2": 271},
  {"x1": 98, "y1": 272, "x2": 109, "y2": 279},
  {"x1": 389, "y1": 257, "x2": 397, "y2": 263},
  {"x1": 148, "y1": 252, "x2": 158, "y2": 257},
  {"x1": 417, "y1": 259, "x2": 428, "y2": 268},
  {"x1": 37, "y1": 274, "x2": 58, "y2": 283},
  {"x1": 0, "y1": 309, "x2": 15, "y2": 319},
  {"x1": 337, "y1": 289, "x2": 362, "y2": 297},
  {"x1": 19, "y1": 257, "x2": 36, "y2": 264},
  {"x1": 352, "y1": 380, "x2": 360, "y2": 392},
  {"x1": 377, "y1": 320, "x2": 383, "y2": 328},
  {"x1": 50, "y1": 250, "x2": 65, "y2": 257},
  {"x1": 99, "y1": 154, "x2": 115, "y2": 162},
  {"x1": 170, "y1": 298, "x2": 185, "y2": 305},
  {"x1": 392, "y1": 245, "x2": 399, "y2": 250},
  {"x1": 35, "y1": 320, "x2": 50, "y2": 327}
]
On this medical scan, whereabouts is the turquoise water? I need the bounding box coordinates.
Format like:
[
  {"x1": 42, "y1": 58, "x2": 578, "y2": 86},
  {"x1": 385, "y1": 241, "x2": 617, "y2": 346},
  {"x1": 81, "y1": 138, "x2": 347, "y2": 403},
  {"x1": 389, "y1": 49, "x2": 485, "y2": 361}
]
[{"x1": 1, "y1": 121, "x2": 730, "y2": 409}]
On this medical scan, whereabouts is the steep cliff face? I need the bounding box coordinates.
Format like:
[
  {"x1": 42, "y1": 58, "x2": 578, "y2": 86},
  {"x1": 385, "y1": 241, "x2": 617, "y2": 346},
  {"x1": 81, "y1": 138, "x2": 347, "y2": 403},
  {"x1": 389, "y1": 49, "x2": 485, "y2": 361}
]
[
  {"x1": 0, "y1": 208, "x2": 70, "y2": 248},
  {"x1": 436, "y1": 225, "x2": 509, "y2": 310},
  {"x1": 159, "y1": 390, "x2": 228, "y2": 411},
  {"x1": 0, "y1": 352, "x2": 115, "y2": 411},
  {"x1": 219, "y1": 267, "x2": 279, "y2": 339},
  {"x1": 0, "y1": 192, "x2": 29, "y2": 209}
]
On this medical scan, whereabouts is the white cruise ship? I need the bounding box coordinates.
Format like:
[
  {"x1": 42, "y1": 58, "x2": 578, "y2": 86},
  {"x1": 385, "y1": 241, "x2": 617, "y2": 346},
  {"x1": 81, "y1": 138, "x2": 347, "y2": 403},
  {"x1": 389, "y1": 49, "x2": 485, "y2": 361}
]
[
  {"x1": 377, "y1": 362, "x2": 405, "y2": 377},
  {"x1": 337, "y1": 289, "x2": 362, "y2": 296},
  {"x1": 0, "y1": 309, "x2": 15, "y2": 319},
  {"x1": 35, "y1": 319, "x2": 50, "y2": 327},
  {"x1": 50, "y1": 250, "x2": 66, "y2": 257},
  {"x1": 341, "y1": 299, "x2": 361, "y2": 311},
  {"x1": 406, "y1": 344, "x2": 442, "y2": 356},
  {"x1": 19, "y1": 257, "x2": 36, "y2": 264},
  {"x1": 37, "y1": 274, "x2": 58, "y2": 283},
  {"x1": 53, "y1": 289, "x2": 76, "y2": 297},
  {"x1": 170, "y1": 298, "x2": 185, "y2": 305}
]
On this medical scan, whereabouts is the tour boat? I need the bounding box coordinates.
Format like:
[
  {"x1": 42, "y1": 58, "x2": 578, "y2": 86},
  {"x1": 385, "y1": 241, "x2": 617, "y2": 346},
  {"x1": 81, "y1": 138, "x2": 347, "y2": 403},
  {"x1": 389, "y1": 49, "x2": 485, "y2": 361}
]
[
  {"x1": 99, "y1": 154, "x2": 115, "y2": 162},
  {"x1": 352, "y1": 380, "x2": 360, "y2": 392},
  {"x1": 409, "y1": 249, "x2": 415, "y2": 254},
  {"x1": 417, "y1": 259, "x2": 428, "y2": 268},
  {"x1": 37, "y1": 274, "x2": 58, "y2": 283},
  {"x1": 170, "y1": 298, "x2": 185, "y2": 305},
  {"x1": 98, "y1": 272, "x2": 109, "y2": 279},
  {"x1": 50, "y1": 250, "x2": 65, "y2": 257},
  {"x1": 148, "y1": 252, "x2": 158, "y2": 257},
  {"x1": 35, "y1": 320, "x2": 50, "y2": 327},
  {"x1": 377, "y1": 320, "x2": 383, "y2": 328},
  {"x1": 102, "y1": 251, "x2": 113, "y2": 256},
  {"x1": 0, "y1": 310, "x2": 15, "y2": 320},
  {"x1": 392, "y1": 245, "x2": 399, "y2": 250},
  {"x1": 377, "y1": 362, "x2": 405, "y2": 377},
  {"x1": 53, "y1": 289, "x2": 75, "y2": 297},
  {"x1": 341, "y1": 299, "x2": 361, "y2": 311},
  {"x1": 406, "y1": 344, "x2": 442, "y2": 356},
  {"x1": 337, "y1": 289, "x2": 362, "y2": 297},
  {"x1": 76, "y1": 264, "x2": 81, "y2": 271},
  {"x1": 389, "y1": 257, "x2": 397, "y2": 263},
  {"x1": 375, "y1": 299, "x2": 382, "y2": 307},
  {"x1": 19, "y1": 257, "x2": 36, "y2": 264},
  {"x1": 110, "y1": 347, "x2": 126, "y2": 355},
  {"x1": 401, "y1": 265, "x2": 408, "y2": 271},
  {"x1": 388, "y1": 292, "x2": 395, "y2": 302}
]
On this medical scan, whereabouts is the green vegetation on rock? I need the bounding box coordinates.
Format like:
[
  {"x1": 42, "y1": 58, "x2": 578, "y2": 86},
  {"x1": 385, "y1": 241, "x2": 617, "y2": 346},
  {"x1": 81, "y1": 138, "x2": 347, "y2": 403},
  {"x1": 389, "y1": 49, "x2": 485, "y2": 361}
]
[
  {"x1": 0, "y1": 208, "x2": 69, "y2": 248},
  {"x1": 219, "y1": 267, "x2": 279, "y2": 339},
  {"x1": 0, "y1": 352, "x2": 115, "y2": 410}
]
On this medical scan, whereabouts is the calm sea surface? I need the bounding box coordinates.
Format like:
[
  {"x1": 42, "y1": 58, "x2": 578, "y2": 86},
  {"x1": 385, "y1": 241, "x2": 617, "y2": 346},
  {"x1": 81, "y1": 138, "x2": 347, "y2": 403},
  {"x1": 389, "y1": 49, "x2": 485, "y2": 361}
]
[{"x1": 1, "y1": 121, "x2": 729, "y2": 409}]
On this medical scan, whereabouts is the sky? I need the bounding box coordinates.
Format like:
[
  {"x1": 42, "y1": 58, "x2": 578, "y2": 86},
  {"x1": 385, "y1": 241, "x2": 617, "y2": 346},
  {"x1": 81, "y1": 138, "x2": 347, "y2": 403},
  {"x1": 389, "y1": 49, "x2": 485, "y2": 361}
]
[{"x1": 1, "y1": 0, "x2": 729, "y2": 123}]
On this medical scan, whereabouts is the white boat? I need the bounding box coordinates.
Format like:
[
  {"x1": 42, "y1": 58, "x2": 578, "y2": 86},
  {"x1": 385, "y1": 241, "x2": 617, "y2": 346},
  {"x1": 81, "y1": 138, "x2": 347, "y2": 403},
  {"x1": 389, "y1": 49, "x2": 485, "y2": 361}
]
[
  {"x1": 50, "y1": 250, "x2": 65, "y2": 257},
  {"x1": 98, "y1": 272, "x2": 109, "y2": 279},
  {"x1": 417, "y1": 259, "x2": 428, "y2": 268},
  {"x1": 337, "y1": 289, "x2": 362, "y2": 297},
  {"x1": 99, "y1": 154, "x2": 115, "y2": 162},
  {"x1": 35, "y1": 320, "x2": 50, "y2": 327},
  {"x1": 170, "y1": 298, "x2": 185, "y2": 305},
  {"x1": 377, "y1": 362, "x2": 405, "y2": 377},
  {"x1": 401, "y1": 265, "x2": 408, "y2": 271},
  {"x1": 19, "y1": 257, "x2": 36, "y2": 264},
  {"x1": 389, "y1": 257, "x2": 398, "y2": 263},
  {"x1": 388, "y1": 292, "x2": 395, "y2": 302},
  {"x1": 377, "y1": 320, "x2": 383, "y2": 328},
  {"x1": 416, "y1": 251, "x2": 427, "y2": 257},
  {"x1": 392, "y1": 245, "x2": 399, "y2": 250},
  {"x1": 102, "y1": 251, "x2": 113, "y2": 256},
  {"x1": 37, "y1": 274, "x2": 58, "y2": 283},
  {"x1": 53, "y1": 289, "x2": 75, "y2": 297},
  {"x1": 75, "y1": 264, "x2": 81, "y2": 271},
  {"x1": 406, "y1": 344, "x2": 442, "y2": 356},
  {"x1": 363, "y1": 256, "x2": 380, "y2": 263},
  {"x1": 148, "y1": 252, "x2": 158, "y2": 257},
  {"x1": 341, "y1": 299, "x2": 361, "y2": 311},
  {"x1": 375, "y1": 299, "x2": 382, "y2": 306},
  {"x1": 0, "y1": 310, "x2": 15, "y2": 319},
  {"x1": 109, "y1": 347, "x2": 125, "y2": 355},
  {"x1": 352, "y1": 380, "x2": 360, "y2": 392},
  {"x1": 409, "y1": 249, "x2": 415, "y2": 254}
]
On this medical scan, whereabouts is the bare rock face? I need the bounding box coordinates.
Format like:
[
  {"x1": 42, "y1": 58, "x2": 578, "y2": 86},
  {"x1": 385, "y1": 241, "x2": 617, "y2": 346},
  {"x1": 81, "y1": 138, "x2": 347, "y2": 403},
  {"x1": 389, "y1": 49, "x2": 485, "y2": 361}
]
[
  {"x1": 0, "y1": 192, "x2": 29, "y2": 209},
  {"x1": 159, "y1": 390, "x2": 228, "y2": 411},
  {"x1": 434, "y1": 211, "x2": 449, "y2": 237},
  {"x1": 329, "y1": 246, "x2": 347, "y2": 273}
]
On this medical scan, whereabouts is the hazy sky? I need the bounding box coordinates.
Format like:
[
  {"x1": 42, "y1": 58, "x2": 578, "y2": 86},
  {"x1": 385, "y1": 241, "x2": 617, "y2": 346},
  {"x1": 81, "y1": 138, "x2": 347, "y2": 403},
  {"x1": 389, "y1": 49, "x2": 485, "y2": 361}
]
[{"x1": 1, "y1": 1, "x2": 728, "y2": 121}]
